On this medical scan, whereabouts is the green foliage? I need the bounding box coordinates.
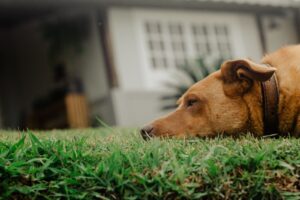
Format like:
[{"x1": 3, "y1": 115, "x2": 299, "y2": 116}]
[
  {"x1": 162, "y1": 58, "x2": 224, "y2": 110},
  {"x1": 0, "y1": 130, "x2": 299, "y2": 199}
]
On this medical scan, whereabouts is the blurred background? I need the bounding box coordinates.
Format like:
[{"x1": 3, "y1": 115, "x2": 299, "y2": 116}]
[{"x1": 0, "y1": 0, "x2": 299, "y2": 130}]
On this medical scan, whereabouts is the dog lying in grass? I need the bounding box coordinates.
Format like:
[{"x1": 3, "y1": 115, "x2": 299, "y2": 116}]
[{"x1": 141, "y1": 45, "x2": 300, "y2": 139}]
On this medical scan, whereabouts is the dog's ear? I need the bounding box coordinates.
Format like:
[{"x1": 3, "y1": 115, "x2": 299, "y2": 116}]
[{"x1": 221, "y1": 59, "x2": 276, "y2": 96}]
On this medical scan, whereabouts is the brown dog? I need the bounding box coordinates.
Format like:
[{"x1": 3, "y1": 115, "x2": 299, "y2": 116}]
[{"x1": 141, "y1": 45, "x2": 300, "y2": 139}]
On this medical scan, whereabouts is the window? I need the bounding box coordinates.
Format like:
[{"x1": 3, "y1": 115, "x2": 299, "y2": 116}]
[
  {"x1": 133, "y1": 10, "x2": 261, "y2": 89},
  {"x1": 192, "y1": 24, "x2": 210, "y2": 56},
  {"x1": 143, "y1": 19, "x2": 234, "y2": 70},
  {"x1": 144, "y1": 21, "x2": 168, "y2": 69},
  {"x1": 192, "y1": 24, "x2": 232, "y2": 59},
  {"x1": 168, "y1": 23, "x2": 188, "y2": 68}
]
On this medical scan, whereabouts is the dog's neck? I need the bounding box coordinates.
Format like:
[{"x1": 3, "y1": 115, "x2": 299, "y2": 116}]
[
  {"x1": 242, "y1": 70, "x2": 279, "y2": 136},
  {"x1": 260, "y1": 65, "x2": 279, "y2": 135},
  {"x1": 245, "y1": 61, "x2": 299, "y2": 137},
  {"x1": 243, "y1": 81, "x2": 265, "y2": 136},
  {"x1": 271, "y1": 66, "x2": 300, "y2": 137}
]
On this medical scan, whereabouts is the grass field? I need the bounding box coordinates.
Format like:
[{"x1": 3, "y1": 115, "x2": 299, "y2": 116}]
[{"x1": 0, "y1": 129, "x2": 299, "y2": 199}]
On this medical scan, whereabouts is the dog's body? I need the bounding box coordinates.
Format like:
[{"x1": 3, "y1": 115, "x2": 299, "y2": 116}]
[
  {"x1": 263, "y1": 46, "x2": 300, "y2": 136},
  {"x1": 141, "y1": 45, "x2": 300, "y2": 138}
]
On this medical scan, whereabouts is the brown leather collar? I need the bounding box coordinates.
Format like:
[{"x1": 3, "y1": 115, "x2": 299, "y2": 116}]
[{"x1": 260, "y1": 64, "x2": 279, "y2": 135}]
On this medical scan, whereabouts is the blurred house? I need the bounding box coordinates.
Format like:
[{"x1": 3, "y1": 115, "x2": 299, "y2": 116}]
[{"x1": 0, "y1": 0, "x2": 300, "y2": 129}]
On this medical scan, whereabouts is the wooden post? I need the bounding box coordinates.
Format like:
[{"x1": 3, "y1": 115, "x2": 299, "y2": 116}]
[{"x1": 65, "y1": 93, "x2": 89, "y2": 128}]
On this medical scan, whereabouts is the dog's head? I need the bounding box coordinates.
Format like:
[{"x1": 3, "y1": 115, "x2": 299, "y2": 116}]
[{"x1": 141, "y1": 59, "x2": 276, "y2": 139}]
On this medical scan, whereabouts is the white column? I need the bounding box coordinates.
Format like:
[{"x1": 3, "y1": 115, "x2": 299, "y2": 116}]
[{"x1": 262, "y1": 13, "x2": 298, "y2": 53}]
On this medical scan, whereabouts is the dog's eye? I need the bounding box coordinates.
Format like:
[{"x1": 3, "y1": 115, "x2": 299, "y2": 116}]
[{"x1": 186, "y1": 99, "x2": 198, "y2": 107}]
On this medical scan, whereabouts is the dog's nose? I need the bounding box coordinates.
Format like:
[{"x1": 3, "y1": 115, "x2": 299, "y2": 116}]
[{"x1": 140, "y1": 125, "x2": 154, "y2": 140}]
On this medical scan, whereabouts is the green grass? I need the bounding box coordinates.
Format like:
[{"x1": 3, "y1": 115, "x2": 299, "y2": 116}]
[{"x1": 0, "y1": 129, "x2": 299, "y2": 199}]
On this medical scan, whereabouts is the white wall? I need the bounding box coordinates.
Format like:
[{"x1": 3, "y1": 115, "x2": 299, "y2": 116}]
[
  {"x1": 112, "y1": 89, "x2": 170, "y2": 126},
  {"x1": 262, "y1": 13, "x2": 298, "y2": 53},
  {"x1": 109, "y1": 8, "x2": 148, "y2": 91},
  {"x1": 238, "y1": 15, "x2": 263, "y2": 61}
]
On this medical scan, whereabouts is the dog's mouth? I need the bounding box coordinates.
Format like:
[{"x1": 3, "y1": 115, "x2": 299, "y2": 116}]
[
  {"x1": 140, "y1": 129, "x2": 153, "y2": 140},
  {"x1": 140, "y1": 125, "x2": 154, "y2": 140},
  {"x1": 140, "y1": 127, "x2": 189, "y2": 140}
]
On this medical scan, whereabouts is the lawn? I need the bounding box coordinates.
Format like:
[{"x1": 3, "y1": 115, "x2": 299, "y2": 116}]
[{"x1": 0, "y1": 129, "x2": 299, "y2": 199}]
